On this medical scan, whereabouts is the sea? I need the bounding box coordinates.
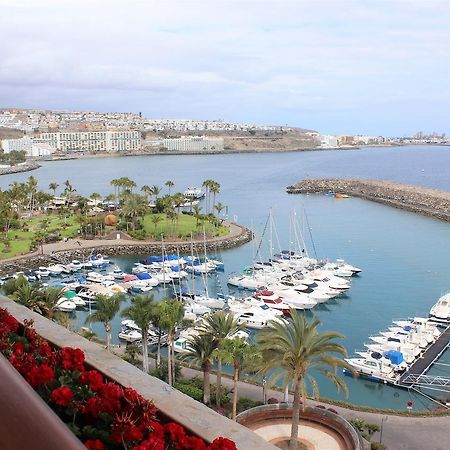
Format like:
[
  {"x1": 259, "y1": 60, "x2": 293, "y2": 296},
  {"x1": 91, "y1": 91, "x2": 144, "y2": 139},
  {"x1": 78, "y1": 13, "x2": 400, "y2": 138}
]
[{"x1": 1, "y1": 144, "x2": 450, "y2": 411}]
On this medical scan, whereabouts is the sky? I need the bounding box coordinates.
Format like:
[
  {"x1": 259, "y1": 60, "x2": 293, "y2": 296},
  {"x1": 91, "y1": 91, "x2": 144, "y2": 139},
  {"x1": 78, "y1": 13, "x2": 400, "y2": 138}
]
[{"x1": 1, "y1": 0, "x2": 449, "y2": 136}]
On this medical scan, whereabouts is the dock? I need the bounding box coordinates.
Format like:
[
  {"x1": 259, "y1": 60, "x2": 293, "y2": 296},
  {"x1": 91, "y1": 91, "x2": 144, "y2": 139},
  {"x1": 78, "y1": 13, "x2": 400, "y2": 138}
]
[{"x1": 399, "y1": 325, "x2": 450, "y2": 388}]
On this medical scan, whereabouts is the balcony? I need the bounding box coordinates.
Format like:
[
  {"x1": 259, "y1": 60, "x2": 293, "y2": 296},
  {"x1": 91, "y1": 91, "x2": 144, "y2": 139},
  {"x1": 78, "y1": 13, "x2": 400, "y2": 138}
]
[{"x1": 0, "y1": 296, "x2": 275, "y2": 450}]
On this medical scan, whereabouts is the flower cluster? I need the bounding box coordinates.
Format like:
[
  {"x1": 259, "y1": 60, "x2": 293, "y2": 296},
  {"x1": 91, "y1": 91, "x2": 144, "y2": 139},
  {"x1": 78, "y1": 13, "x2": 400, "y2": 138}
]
[{"x1": 0, "y1": 308, "x2": 236, "y2": 450}]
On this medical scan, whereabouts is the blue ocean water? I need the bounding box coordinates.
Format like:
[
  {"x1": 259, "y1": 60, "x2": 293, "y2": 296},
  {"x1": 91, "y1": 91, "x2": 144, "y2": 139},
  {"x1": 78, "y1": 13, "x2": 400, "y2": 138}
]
[{"x1": 2, "y1": 145, "x2": 450, "y2": 410}]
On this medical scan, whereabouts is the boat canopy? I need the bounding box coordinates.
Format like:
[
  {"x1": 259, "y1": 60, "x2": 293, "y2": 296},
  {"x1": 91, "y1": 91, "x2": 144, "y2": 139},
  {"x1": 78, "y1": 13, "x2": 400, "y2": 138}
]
[
  {"x1": 137, "y1": 272, "x2": 151, "y2": 280},
  {"x1": 385, "y1": 350, "x2": 404, "y2": 365}
]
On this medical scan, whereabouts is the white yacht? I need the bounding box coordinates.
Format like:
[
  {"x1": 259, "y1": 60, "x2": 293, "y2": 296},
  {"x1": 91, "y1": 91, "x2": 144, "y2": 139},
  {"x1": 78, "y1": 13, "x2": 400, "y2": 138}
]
[
  {"x1": 345, "y1": 357, "x2": 398, "y2": 383},
  {"x1": 55, "y1": 297, "x2": 76, "y2": 312},
  {"x1": 183, "y1": 187, "x2": 205, "y2": 199},
  {"x1": 429, "y1": 293, "x2": 450, "y2": 323},
  {"x1": 36, "y1": 267, "x2": 51, "y2": 278},
  {"x1": 86, "y1": 272, "x2": 105, "y2": 283}
]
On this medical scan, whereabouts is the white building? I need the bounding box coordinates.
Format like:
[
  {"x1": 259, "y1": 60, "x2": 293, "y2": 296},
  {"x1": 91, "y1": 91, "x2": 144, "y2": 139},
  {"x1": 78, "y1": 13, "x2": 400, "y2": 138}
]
[
  {"x1": 161, "y1": 136, "x2": 224, "y2": 152},
  {"x1": 39, "y1": 130, "x2": 141, "y2": 152},
  {"x1": 1, "y1": 136, "x2": 54, "y2": 157},
  {"x1": 320, "y1": 135, "x2": 339, "y2": 148}
]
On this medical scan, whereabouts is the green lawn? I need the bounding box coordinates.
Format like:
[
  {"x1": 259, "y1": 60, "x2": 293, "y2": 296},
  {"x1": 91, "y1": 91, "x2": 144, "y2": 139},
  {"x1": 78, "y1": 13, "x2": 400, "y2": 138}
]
[
  {"x1": 141, "y1": 213, "x2": 229, "y2": 238},
  {"x1": 0, "y1": 213, "x2": 80, "y2": 259}
]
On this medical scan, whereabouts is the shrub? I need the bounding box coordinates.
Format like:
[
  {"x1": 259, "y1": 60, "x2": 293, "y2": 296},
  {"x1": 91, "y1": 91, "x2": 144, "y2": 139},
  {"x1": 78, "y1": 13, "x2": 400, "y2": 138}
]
[
  {"x1": 237, "y1": 397, "x2": 263, "y2": 413},
  {"x1": 267, "y1": 397, "x2": 280, "y2": 404},
  {"x1": 371, "y1": 443, "x2": 387, "y2": 450},
  {"x1": 149, "y1": 361, "x2": 182, "y2": 383},
  {"x1": 174, "y1": 382, "x2": 203, "y2": 402}
]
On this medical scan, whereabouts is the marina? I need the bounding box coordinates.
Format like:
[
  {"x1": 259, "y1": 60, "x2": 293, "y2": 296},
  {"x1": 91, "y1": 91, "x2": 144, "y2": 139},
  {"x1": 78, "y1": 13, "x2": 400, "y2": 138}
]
[{"x1": 1, "y1": 145, "x2": 450, "y2": 411}]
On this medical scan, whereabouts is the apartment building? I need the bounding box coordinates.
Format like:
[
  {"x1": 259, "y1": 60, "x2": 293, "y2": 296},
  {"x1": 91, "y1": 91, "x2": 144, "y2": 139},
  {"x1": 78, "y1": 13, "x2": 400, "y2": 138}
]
[
  {"x1": 1, "y1": 136, "x2": 54, "y2": 157},
  {"x1": 39, "y1": 130, "x2": 141, "y2": 152},
  {"x1": 161, "y1": 136, "x2": 224, "y2": 152}
]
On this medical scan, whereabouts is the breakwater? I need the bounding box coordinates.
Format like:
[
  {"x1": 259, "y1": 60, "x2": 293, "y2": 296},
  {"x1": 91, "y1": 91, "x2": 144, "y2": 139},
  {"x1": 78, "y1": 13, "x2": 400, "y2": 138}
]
[
  {"x1": 0, "y1": 162, "x2": 41, "y2": 176},
  {"x1": 0, "y1": 223, "x2": 253, "y2": 276},
  {"x1": 287, "y1": 178, "x2": 450, "y2": 222}
]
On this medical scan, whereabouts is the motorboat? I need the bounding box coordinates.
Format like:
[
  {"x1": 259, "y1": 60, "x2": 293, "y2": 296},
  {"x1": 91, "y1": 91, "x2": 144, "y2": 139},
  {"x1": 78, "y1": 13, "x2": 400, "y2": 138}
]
[
  {"x1": 227, "y1": 275, "x2": 264, "y2": 291},
  {"x1": 365, "y1": 343, "x2": 415, "y2": 365},
  {"x1": 183, "y1": 187, "x2": 205, "y2": 199},
  {"x1": 367, "y1": 336, "x2": 421, "y2": 357},
  {"x1": 345, "y1": 357, "x2": 398, "y2": 383},
  {"x1": 379, "y1": 331, "x2": 428, "y2": 349},
  {"x1": 111, "y1": 267, "x2": 126, "y2": 280},
  {"x1": 355, "y1": 350, "x2": 408, "y2": 372},
  {"x1": 118, "y1": 328, "x2": 142, "y2": 343},
  {"x1": 429, "y1": 293, "x2": 450, "y2": 323},
  {"x1": 62, "y1": 290, "x2": 86, "y2": 308},
  {"x1": 393, "y1": 318, "x2": 441, "y2": 339},
  {"x1": 86, "y1": 272, "x2": 105, "y2": 283},
  {"x1": 69, "y1": 260, "x2": 83, "y2": 271},
  {"x1": 55, "y1": 297, "x2": 76, "y2": 312},
  {"x1": 48, "y1": 264, "x2": 65, "y2": 276},
  {"x1": 36, "y1": 267, "x2": 50, "y2": 278}
]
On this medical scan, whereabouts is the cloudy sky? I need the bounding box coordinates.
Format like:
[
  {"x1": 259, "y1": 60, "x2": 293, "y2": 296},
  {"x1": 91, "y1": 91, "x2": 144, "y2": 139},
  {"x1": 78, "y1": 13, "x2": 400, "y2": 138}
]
[{"x1": 1, "y1": 0, "x2": 449, "y2": 135}]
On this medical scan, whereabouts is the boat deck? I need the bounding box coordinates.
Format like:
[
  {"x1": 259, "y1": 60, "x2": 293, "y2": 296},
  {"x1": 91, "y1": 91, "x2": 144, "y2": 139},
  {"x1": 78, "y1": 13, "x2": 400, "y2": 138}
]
[{"x1": 398, "y1": 325, "x2": 450, "y2": 387}]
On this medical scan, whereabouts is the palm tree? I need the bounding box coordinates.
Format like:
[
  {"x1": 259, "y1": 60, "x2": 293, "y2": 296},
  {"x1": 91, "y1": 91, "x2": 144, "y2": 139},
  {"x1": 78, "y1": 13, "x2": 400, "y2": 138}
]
[
  {"x1": 121, "y1": 294, "x2": 156, "y2": 373},
  {"x1": 85, "y1": 293, "x2": 125, "y2": 351},
  {"x1": 159, "y1": 298, "x2": 185, "y2": 386},
  {"x1": 172, "y1": 193, "x2": 185, "y2": 219},
  {"x1": 218, "y1": 337, "x2": 252, "y2": 420},
  {"x1": 214, "y1": 202, "x2": 225, "y2": 218},
  {"x1": 27, "y1": 175, "x2": 38, "y2": 213},
  {"x1": 141, "y1": 185, "x2": 152, "y2": 204},
  {"x1": 181, "y1": 334, "x2": 218, "y2": 404},
  {"x1": 39, "y1": 286, "x2": 66, "y2": 319},
  {"x1": 48, "y1": 182, "x2": 59, "y2": 197},
  {"x1": 258, "y1": 310, "x2": 349, "y2": 450},
  {"x1": 11, "y1": 283, "x2": 42, "y2": 311},
  {"x1": 150, "y1": 185, "x2": 161, "y2": 203},
  {"x1": 210, "y1": 181, "x2": 220, "y2": 212},
  {"x1": 151, "y1": 214, "x2": 163, "y2": 235},
  {"x1": 193, "y1": 204, "x2": 202, "y2": 228},
  {"x1": 149, "y1": 302, "x2": 166, "y2": 368},
  {"x1": 165, "y1": 180, "x2": 174, "y2": 195},
  {"x1": 198, "y1": 311, "x2": 244, "y2": 407}
]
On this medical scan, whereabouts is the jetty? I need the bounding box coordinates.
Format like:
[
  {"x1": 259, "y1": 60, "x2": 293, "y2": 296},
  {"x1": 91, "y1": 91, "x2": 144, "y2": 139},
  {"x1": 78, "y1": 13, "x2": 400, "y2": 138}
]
[
  {"x1": 399, "y1": 325, "x2": 450, "y2": 389},
  {"x1": 286, "y1": 178, "x2": 450, "y2": 222}
]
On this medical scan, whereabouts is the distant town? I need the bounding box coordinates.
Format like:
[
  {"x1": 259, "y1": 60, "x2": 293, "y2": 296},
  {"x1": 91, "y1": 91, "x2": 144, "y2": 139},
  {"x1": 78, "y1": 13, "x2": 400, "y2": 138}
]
[{"x1": 0, "y1": 108, "x2": 448, "y2": 162}]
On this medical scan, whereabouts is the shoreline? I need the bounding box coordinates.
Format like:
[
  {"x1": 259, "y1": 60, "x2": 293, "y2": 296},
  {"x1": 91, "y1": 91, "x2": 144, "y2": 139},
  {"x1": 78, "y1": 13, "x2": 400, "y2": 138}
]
[
  {"x1": 287, "y1": 178, "x2": 450, "y2": 222},
  {"x1": 35, "y1": 143, "x2": 403, "y2": 163},
  {"x1": 0, "y1": 221, "x2": 253, "y2": 275}
]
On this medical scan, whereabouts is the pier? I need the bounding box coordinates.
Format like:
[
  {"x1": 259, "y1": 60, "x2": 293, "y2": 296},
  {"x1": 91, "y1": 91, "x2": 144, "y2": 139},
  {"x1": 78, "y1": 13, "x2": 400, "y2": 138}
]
[{"x1": 399, "y1": 325, "x2": 450, "y2": 388}]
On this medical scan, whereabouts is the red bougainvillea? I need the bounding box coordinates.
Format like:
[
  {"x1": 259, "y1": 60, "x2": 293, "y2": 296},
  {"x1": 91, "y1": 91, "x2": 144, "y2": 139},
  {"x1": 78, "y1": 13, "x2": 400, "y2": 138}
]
[{"x1": 0, "y1": 308, "x2": 237, "y2": 450}]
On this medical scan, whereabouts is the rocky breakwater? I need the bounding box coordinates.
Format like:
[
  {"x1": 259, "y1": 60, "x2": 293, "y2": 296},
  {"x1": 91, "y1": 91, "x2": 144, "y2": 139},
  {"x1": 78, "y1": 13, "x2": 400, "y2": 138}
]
[
  {"x1": 0, "y1": 222, "x2": 253, "y2": 276},
  {"x1": 287, "y1": 178, "x2": 450, "y2": 222},
  {"x1": 0, "y1": 161, "x2": 41, "y2": 176}
]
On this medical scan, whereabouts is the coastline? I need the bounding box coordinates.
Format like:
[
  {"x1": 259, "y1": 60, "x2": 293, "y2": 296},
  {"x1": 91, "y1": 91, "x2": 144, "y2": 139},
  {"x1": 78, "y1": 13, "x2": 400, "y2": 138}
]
[
  {"x1": 0, "y1": 221, "x2": 253, "y2": 275},
  {"x1": 287, "y1": 178, "x2": 450, "y2": 222}
]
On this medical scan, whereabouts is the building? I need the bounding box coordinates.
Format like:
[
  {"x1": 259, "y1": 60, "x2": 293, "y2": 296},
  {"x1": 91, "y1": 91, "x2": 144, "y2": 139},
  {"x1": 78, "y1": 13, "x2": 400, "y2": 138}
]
[
  {"x1": 39, "y1": 130, "x2": 141, "y2": 152},
  {"x1": 1, "y1": 136, "x2": 55, "y2": 157},
  {"x1": 161, "y1": 136, "x2": 224, "y2": 152}
]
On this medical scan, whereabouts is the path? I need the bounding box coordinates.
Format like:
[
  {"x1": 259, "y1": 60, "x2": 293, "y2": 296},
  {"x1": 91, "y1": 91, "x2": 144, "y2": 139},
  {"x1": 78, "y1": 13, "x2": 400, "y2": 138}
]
[{"x1": 111, "y1": 346, "x2": 449, "y2": 450}]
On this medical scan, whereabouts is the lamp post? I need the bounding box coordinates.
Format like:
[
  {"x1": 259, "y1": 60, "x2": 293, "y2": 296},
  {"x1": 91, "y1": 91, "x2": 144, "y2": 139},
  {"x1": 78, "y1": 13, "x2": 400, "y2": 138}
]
[{"x1": 380, "y1": 415, "x2": 387, "y2": 444}]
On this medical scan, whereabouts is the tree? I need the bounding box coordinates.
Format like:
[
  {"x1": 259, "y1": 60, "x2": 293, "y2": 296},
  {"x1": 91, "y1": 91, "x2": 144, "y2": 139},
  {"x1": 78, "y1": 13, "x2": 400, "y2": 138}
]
[
  {"x1": 121, "y1": 193, "x2": 147, "y2": 230},
  {"x1": 39, "y1": 286, "x2": 66, "y2": 319},
  {"x1": 85, "y1": 293, "x2": 125, "y2": 351},
  {"x1": 210, "y1": 181, "x2": 220, "y2": 212},
  {"x1": 159, "y1": 298, "x2": 185, "y2": 386},
  {"x1": 141, "y1": 185, "x2": 152, "y2": 204},
  {"x1": 121, "y1": 294, "x2": 156, "y2": 373},
  {"x1": 165, "y1": 180, "x2": 174, "y2": 195},
  {"x1": 11, "y1": 282, "x2": 42, "y2": 311},
  {"x1": 257, "y1": 310, "x2": 349, "y2": 450},
  {"x1": 214, "y1": 202, "x2": 225, "y2": 218},
  {"x1": 150, "y1": 185, "x2": 161, "y2": 203},
  {"x1": 151, "y1": 214, "x2": 163, "y2": 235},
  {"x1": 180, "y1": 334, "x2": 218, "y2": 404},
  {"x1": 218, "y1": 337, "x2": 252, "y2": 420},
  {"x1": 198, "y1": 311, "x2": 244, "y2": 407},
  {"x1": 193, "y1": 204, "x2": 202, "y2": 227},
  {"x1": 49, "y1": 182, "x2": 59, "y2": 197}
]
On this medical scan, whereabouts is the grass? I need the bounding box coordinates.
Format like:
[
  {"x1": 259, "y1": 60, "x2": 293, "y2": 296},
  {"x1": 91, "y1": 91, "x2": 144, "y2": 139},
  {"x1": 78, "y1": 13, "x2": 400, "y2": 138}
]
[
  {"x1": 141, "y1": 213, "x2": 229, "y2": 238},
  {"x1": 0, "y1": 213, "x2": 80, "y2": 259}
]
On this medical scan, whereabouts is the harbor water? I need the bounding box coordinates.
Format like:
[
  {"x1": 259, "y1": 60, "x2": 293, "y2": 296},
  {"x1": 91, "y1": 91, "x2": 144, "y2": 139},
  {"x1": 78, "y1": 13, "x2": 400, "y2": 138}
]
[{"x1": 1, "y1": 145, "x2": 450, "y2": 411}]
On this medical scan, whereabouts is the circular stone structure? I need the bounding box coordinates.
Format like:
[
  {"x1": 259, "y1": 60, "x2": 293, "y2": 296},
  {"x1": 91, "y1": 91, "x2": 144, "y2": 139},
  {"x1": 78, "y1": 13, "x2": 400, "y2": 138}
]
[{"x1": 236, "y1": 404, "x2": 365, "y2": 450}]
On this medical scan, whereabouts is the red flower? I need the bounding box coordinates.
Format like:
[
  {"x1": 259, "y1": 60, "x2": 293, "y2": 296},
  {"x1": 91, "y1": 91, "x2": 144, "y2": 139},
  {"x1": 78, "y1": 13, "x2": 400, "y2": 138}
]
[
  {"x1": 164, "y1": 422, "x2": 186, "y2": 442},
  {"x1": 61, "y1": 347, "x2": 85, "y2": 371},
  {"x1": 132, "y1": 435, "x2": 165, "y2": 450},
  {"x1": 99, "y1": 382, "x2": 123, "y2": 401},
  {"x1": 27, "y1": 364, "x2": 55, "y2": 388},
  {"x1": 124, "y1": 426, "x2": 143, "y2": 442},
  {"x1": 79, "y1": 370, "x2": 104, "y2": 391},
  {"x1": 30, "y1": 338, "x2": 52, "y2": 357},
  {"x1": 208, "y1": 437, "x2": 237, "y2": 450},
  {"x1": 25, "y1": 327, "x2": 37, "y2": 342},
  {"x1": 5, "y1": 314, "x2": 19, "y2": 333},
  {"x1": 9, "y1": 351, "x2": 36, "y2": 376},
  {"x1": 50, "y1": 386, "x2": 74, "y2": 407},
  {"x1": 13, "y1": 341, "x2": 25, "y2": 353},
  {"x1": 124, "y1": 387, "x2": 142, "y2": 404},
  {"x1": 179, "y1": 436, "x2": 208, "y2": 450},
  {"x1": 84, "y1": 439, "x2": 105, "y2": 450}
]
